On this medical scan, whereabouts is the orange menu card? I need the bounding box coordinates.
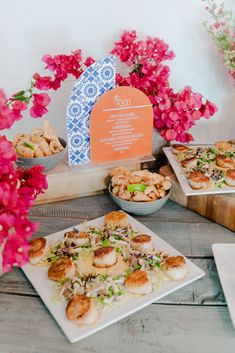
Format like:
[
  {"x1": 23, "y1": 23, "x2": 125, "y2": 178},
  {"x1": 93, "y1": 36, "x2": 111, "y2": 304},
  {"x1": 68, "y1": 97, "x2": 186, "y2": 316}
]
[{"x1": 90, "y1": 86, "x2": 153, "y2": 164}]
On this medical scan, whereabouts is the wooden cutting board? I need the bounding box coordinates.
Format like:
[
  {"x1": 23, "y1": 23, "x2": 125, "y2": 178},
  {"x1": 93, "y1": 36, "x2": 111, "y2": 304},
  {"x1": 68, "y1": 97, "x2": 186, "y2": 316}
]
[{"x1": 160, "y1": 165, "x2": 235, "y2": 232}]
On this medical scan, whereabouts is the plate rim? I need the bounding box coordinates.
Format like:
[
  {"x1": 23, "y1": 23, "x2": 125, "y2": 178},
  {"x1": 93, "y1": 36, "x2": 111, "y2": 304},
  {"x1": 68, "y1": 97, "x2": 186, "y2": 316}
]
[
  {"x1": 163, "y1": 146, "x2": 235, "y2": 196},
  {"x1": 22, "y1": 212, "x2": 205, "y2": 343},
  {"x1": 212, "y1": 243, "x2": 235, "y2": 327}
]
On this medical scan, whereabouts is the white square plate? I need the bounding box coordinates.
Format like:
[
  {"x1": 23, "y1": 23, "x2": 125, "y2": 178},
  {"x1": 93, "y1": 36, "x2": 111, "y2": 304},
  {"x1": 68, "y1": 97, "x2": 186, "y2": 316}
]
[
  {"x1": 212, "y1": 243, "x2": 235, "y2": 327},
  {"x1": 22, "y1": 213, "x2": 205, "y2": 343},
  {"x1": 163, "y1": 146, "x2": 235, "y2": 196}
]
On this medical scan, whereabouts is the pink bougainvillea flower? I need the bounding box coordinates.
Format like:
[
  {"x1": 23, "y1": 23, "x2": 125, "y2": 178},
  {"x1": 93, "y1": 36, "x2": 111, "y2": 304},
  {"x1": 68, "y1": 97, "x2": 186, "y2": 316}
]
[
  {"x1": 30, "y1": 104, "x2": 48, "y2": 118},
  {"x1": 0, "y1": 181, "x2": 18, "y2": 209},
  {"x1": 0, "y1": 89, "x2": 27, "y2": 128},
  {"x1": 0, "y1": 94, "x2": 14, "y2": 130},
  {"x1": 161, "y1": 128, "x2": 177, "y2": 141},
  {"x1": 157, "y1": 94, "x2": 172, "y2": 110},
  {"x1": 0, "y1": 89, "x2": 6, "y2": 104},
  {"x1": 30, "y1": 93, "x2": 51, "y2": 118},
  {"x1": 0, "y1": 135, "x2": 17, "y2": 161},
  {"x1": 11, "y1": 100, "x2": 27, "y2": 111},
  {"x1": 33, "y1": 73, "x2": 52, "y2": 90},
  {"x1": 11, "y1": 100, "x2": 28, "y2": 121},
  {"x1": 21, "y1": 164, "x2": 48, "y2": 194},
  {"x1": 33, "y1": 93, "x2": 50, "y2": 106},
  {"x1": 15, "y1": 217, "x2": 38, "y2": 240},
  {"x1": 0, "y1": 213, "x2": 15, "y2": 244},
  {"x1": 84, "y1": 57, "x2": 95, "y2": 67},
  {"x1": 42, "y1": 54, "x2": 57, "y2": 71},
  {"x1": 2, "y1": 232, "x2": 30, "y2": 272},
  {"x1": 200, "y1": 101, "x2": 218, "y2": 119}
]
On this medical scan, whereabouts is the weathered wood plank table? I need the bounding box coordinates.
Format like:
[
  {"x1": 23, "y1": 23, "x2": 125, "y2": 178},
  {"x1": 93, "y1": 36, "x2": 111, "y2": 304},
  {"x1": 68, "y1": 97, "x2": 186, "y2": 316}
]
[{"x1": 1, "y1": 194, "x2": 235, "y2": 353}]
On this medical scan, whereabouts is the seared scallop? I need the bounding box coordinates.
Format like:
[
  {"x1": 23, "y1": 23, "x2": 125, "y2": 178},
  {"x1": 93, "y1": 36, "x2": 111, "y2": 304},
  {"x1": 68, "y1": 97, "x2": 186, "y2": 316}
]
[
  {"x1": 216, "y1": 154, "x2": 234, "y2": 169},
  {"x1": 64, "y1": 230, "x2": 90, "y2": 247},
  {"x1": 48, "y1": 257, "x2": 75, "y2": 281},
  {"x1": 225, "y1": 169, "x2": 235, "y2": 187},
  {"x1": 131, "y1": 234, "x2": 154, "y2": 253},
  {"x1": 188, "y1": 171, "x2": 211, "y2": 190},
  {"x1": 215, "y1": 141, "x2": 233, "y2": 152},
  {"x1": 66, "y1": 294, "x2": 99, "y2": 325},
  {"x1": 93, "y1": 246, "x2": 117, "y2": 268},
  {"x1": 172, "y1": 144, "x2": 189, "y2": 155},
  {"x1": 180, "y1": 157, "x2": 197, "y2": 171},
  {"x1": 125, "y1": 270, "x2": 152, "y2": 295},
  {"x1": 29, "y1": 237, "x2": 47, "y2": 265},
  {"x1": 104, "y1": 211, "x2": 129, "y2": 229},
  {"x1": 162, "y1": 256, "x2": 187, "y2": 281}
]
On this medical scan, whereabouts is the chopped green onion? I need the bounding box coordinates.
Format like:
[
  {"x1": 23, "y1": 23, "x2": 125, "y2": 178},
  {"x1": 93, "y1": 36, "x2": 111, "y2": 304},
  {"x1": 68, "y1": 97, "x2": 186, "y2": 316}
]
[
  {"x1": 99, "y1": 274, "x2": 108, "y2": 281},
  {"x1": 115, "y1": 247, "x2": 123, "y2": 255},
  {"x1": 24, "y1": 142, "x2": 35, "y2": 150},
  {"x1": 127, "y1": 184, "x2": 147, "y2": 192},
  {"x1": 108, "y1": 286, "x2": 114, "y2": 297},
  {"x1": 112, "y1": 234, "x2": 122, "y2": 240},
  {"x1": 117, "y1": 286, "x2": 123, "y2": 296},
  {"x1": 47, "y1": 255, "x2": 59, "y2": 262},
  {"x1": 124, "y1": 268, "x2": 132, "y2": 275},
  {"x1": 99, "y1": 298, "x2": 105, "y2": 305},
  {"x1": 134, "y1": 264, "x2": 141, "y2": 270},
  {"x1": 101, "y1": 239, "x2": 110, "y2": 247},
  {"x1": 58, "y1": 278, "x2": 69, "y2": 285}
]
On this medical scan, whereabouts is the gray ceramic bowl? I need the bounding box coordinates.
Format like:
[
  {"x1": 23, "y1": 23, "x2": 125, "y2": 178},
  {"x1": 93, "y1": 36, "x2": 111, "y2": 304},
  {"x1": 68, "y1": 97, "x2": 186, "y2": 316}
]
[
  {"x1": 17, "y1": 138, "x2": 67, "y2": 172},
  {"x1": 109, "y1": 184, "x2": 170, "y2": 216}
]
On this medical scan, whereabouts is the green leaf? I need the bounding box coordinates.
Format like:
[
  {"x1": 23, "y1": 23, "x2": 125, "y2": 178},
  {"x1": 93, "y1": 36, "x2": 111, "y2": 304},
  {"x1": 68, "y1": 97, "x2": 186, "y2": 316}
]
[
  {"x1": 12, "y1": 95, "x2": 27, "y2": 102},
  {"x1": 72, "y1": 255, "x2": 79, "y2": 261},
  {"x1": 13, "y1": 90, "x2": 25, "y2": 97}
]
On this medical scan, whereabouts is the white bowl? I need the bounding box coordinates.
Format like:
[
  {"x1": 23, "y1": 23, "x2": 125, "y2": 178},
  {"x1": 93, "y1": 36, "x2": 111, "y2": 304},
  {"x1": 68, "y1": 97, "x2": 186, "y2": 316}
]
[
  {"x1": 17, "y1": 138, "x2": 67, "y2": 172},
  {"x1": 108, "y1": 184, "x2": 170, "y2": 215}
]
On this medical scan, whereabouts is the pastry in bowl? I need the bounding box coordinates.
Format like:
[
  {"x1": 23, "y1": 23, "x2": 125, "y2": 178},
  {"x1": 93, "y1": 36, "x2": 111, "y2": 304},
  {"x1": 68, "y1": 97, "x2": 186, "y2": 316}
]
[
  {"x1": 14, "y1": 120, "x2": 67, "y2": 172},
  {"x1": 109, "y1": 167, "x2": 172, "y2": 215}
]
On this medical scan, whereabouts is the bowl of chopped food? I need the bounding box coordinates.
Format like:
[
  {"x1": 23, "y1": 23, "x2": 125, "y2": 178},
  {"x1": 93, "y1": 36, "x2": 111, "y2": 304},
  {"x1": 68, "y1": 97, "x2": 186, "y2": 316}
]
[
  {"x1": 13, "y1": 120, "x2": 67, "y2": 172},
  {"x1": 108, "y1": 167, "x2": 172, "y2": 215}
]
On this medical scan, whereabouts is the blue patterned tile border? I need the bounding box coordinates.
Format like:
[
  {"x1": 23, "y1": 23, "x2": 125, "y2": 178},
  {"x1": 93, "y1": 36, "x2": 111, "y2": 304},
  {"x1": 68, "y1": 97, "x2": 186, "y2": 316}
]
[{"x1": 66, "y1": 56, "x2": 116, "y2": 166}]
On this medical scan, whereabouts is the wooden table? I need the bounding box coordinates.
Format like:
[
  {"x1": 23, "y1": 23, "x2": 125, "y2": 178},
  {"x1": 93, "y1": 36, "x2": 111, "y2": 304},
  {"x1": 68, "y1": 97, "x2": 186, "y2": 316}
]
[{"x1": 1, "y1": 194, "x2": 235, "y2": 353}]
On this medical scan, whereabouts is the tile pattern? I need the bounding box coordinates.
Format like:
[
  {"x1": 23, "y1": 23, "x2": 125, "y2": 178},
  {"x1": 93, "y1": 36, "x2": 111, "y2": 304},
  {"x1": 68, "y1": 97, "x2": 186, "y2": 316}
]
[{"x1": 66, "y1": 56, "x2": 116, "y2": 165}]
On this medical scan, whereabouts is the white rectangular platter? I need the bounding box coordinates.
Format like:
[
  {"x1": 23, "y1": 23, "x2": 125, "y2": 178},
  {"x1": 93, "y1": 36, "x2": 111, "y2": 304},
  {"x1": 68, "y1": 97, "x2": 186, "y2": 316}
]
[
  {"x1": 22, "y1": 213, "x2": 205, "y2": 343},
  {"x1": 212, "y1": 244, "x2": 235, "y2": 328},
  {"x1": 163, "y1": 146, "x2": 235, "y2": 196}
]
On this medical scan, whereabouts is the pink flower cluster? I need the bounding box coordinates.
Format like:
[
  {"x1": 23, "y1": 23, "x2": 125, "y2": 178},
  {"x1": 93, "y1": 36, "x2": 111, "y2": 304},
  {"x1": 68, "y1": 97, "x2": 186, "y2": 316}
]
[
  {"x1": 0, "y1": 90, "x2": 27, "y2": 130},
  {"x1": 112, "y1": 30, "x2": 174, "y2": 96},
  {"x1": 111, "y1": 30, "x2": 217, "y2": 142},
  {"x1": 153, "y1": 87, "x2": 217, "y2": 142},
  {"x1": 33, "y1": 51, "x2": 95, "y2": 91},
  {"x1": 0, "y1": 89, "x2": 48, "y2": 272},
  {"x1": 7, "y1": 51, "x2": 95, "y2": 120},
  {"x1": 30, "y1": 93, "x2": 51, "y2": 118}
]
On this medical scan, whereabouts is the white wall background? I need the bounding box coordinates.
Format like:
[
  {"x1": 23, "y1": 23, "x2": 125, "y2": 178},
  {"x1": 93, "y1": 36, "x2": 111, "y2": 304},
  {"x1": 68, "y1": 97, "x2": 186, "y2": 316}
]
[{"x1": 1, "y1": 0, "x2": 235, "y2": 143}]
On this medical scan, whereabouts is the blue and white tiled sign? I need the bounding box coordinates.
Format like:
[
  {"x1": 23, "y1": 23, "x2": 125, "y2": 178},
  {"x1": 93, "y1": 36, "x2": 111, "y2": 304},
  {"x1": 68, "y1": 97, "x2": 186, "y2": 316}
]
[{"x1": 66, "y1": 56, "x2": 116, "y2": 166}]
